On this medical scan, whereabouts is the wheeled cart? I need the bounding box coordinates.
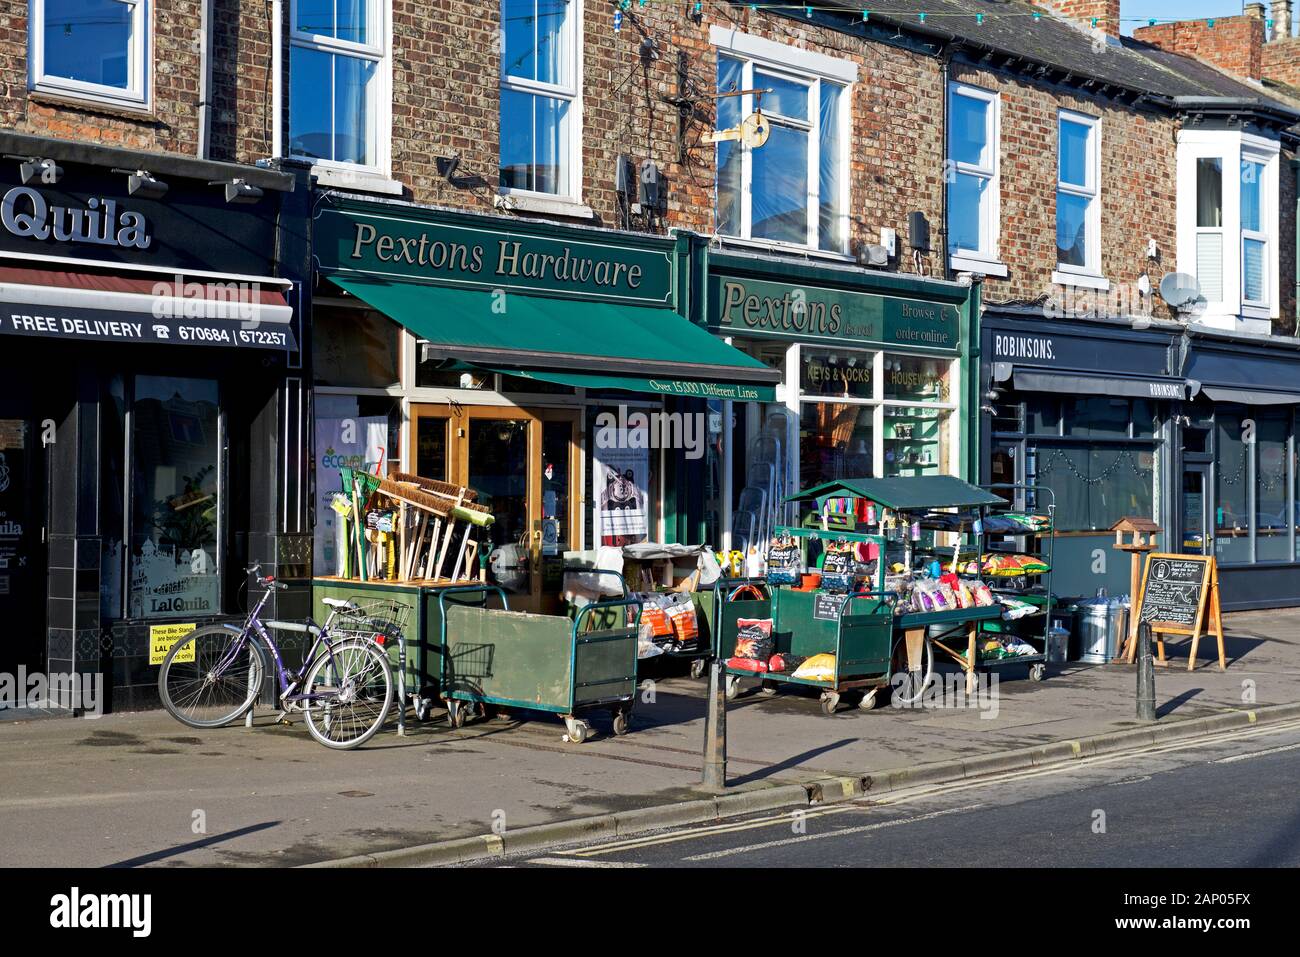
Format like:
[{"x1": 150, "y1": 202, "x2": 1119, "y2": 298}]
[{"x1": 436, "y1": 585, "x2": 642, "y2": 743}]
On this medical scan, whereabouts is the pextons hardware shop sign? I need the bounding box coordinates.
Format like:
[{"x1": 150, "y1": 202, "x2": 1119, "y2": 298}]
[
  {"x1": 709, "y1": 275, "x2": 960, "y2": 353},
  {"x1": 314, "y1": 202, "x2": 675, "y2": 307}
]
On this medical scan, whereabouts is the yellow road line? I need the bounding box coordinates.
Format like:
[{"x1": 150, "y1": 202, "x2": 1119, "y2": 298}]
[{"x1": 566, "y1": 718, "x2": 1300, "y2": 858}]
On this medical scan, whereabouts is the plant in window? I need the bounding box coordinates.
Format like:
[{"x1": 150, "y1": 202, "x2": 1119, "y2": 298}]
[{"x1": 149, "y1": 465, "x2": 217, "y2": 554}]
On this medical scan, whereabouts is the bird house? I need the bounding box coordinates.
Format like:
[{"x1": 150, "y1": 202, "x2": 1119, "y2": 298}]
[{"x1": 1110, "y1": 516, "x2": 1161, "y2": 553}]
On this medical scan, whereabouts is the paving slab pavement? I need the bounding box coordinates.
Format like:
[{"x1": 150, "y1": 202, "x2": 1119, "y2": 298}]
[{"x1": 0, "y1": 608, "x2": 1296, "y2": 867}]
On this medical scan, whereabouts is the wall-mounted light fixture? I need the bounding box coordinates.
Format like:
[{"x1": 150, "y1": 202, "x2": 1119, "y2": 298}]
[
  {"x1": 17, "y1": 157, "x2": 62, "y2": 185},
  {"x1": 118, "y1": 169, "x2": 168, "y2": 199},
  {"x1": 211, "y1": 178, "x2": 264, "y2": 203}
]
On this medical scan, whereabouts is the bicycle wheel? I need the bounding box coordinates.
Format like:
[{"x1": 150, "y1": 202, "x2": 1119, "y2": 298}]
[
  {"x1": 890, "y1": 634, "x2": 935, "y2": 707},
  {"x1": 301, "y1": 639, "x2": 394, "y2": 750},
  {"x1": 158, "y1": 624, "x2": 266, "y2": 728}
]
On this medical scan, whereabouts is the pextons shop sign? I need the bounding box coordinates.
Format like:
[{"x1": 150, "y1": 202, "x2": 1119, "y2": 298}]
[
  {"x1": 313, "y1": 201, "x2": 675, "y2": 307},
  {"x1": 709, "y1": 275, "x2": 960, "y2": 353}
]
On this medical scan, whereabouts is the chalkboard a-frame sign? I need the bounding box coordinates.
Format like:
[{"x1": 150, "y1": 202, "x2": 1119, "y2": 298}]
[{"x1": 1134, "y1": 553, "x2": 1226, "y2": 671}]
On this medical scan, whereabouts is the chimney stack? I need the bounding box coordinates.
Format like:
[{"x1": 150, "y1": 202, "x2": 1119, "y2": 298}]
[
  {"x1": 1134, "y1": 14, "x2": 1266, "y2": 82},
  {"x1": 1049, "y1": 1, "x2": 1123, "y2": 40},
  {"x1": 1269, "y1": 0, "x2": 1293, "y2": 40}
]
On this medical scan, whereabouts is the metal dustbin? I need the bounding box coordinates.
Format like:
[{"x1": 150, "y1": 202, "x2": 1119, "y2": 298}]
[
  {"x1": 1045, "y1": 624, "x2": 1070, "y2": 664},
  {"x1": 1072, "y1": 594, "x2": 1129, "y2": 664}
]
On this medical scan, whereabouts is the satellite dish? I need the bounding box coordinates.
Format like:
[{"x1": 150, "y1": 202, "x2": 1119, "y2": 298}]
[
  {"x1": 740, "y1": 111, "x2": 771, "y2": 149},
  {"x1": 1159, "y1": 272, "x2": 1202, "y2": 309},
  {"x1": 861, "y1": 244, "x2": 889, "y2": 267}
]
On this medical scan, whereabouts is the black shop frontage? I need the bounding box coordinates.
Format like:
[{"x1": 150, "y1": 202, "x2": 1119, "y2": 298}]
[
  {"x1": 0, "y1": 134, "x2": 311, "y2": 713},
  {"x1": 979, "y1": 309, "x2": 1187, "y2": 604},
  {"x1": 1177, "y1": 326, "x2": 1300, "y2": 610}
]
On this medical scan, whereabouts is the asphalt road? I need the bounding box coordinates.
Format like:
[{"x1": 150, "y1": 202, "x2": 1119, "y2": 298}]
[{"x1": 482, "y1": 720, "x2": 1300, "y2": 867}]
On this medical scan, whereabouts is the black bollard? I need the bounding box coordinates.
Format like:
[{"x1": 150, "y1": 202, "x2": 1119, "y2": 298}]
[
  {"x1": 1136, "y1": 620, "x2": 1156, "y2": 722},
  {"x1": 702, "y1": 658, "x2": 728, "y2": 790}
]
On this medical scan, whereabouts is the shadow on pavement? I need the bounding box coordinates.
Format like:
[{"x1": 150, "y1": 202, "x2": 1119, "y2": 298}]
[{"x1": 108, "y1": 821, "x2": 281, "y2": 868}]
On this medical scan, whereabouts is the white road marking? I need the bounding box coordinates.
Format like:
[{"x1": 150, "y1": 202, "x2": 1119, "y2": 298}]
[
  {"x1": 680, "y1": 804, "x2": 986, "y2": 862},
  {"x1": 526, "y1": 856, "x2": 647, "y2": 868},
  {"x1": 1213, "y1": 741, "x2": 1300, "y2": 764}
]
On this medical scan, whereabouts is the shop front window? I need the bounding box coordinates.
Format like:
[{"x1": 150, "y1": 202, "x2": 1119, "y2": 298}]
[
  {"x1": 313, "y1": 394, "x2": 399, "y2": 576},
  {"x1": 800, "y1": 348, "x2": 873, "y2": 399},
  {"x1": 800, "y1": 401, "x2": 872, "y2": 489},
  {"x1": 884, "y1": 355, "x2": 951, "y2": 403},
  {"x1": 129, "y1": 377, "x2": 221, "y2": 620},
  {"x1": 884, "y1": 407, "x2": 950, "y2": 478},
  {"x1": 1255, "y1": 411, "x2": 1289, "y2": 561},
  {"x1": 1215, "y1": 411, "x2": 1250, "y2": 564},
  {"x1": 1032, "y1": 442, "x2": 1154, "y2": 532},
  {"x1": 314, "y1": 304, "x2": 401, "y2": 389}
]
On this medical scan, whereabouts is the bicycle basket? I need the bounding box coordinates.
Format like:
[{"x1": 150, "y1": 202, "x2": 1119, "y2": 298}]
[{"x1": 332, "y1": 599, "x2": 411, "y2": 645}]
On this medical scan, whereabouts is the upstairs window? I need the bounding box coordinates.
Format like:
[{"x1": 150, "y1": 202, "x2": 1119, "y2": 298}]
[
  {"x1": 499, "y1": 0, "x2": 579, "y2": 198},
  {"x1": 1241, "y1": 157, "x2": 1268, "y2": 307},
  {"x1": 1176, "y1": 132, "x2": 1279, "y2": 321},
  {"x1": 713, "y1": 36, "x2": 851, "y2": 254},
  {"x1": 30, "y1": 0, "x2": 148, "y2": 107},
  {"x1": 1056, "y1": 110, "x2": 1101, "y2": 276},
  {"x1": 289, "y1": 0, "x2": 388, "y2": 169},
  {"x1": 947, "y1": 83, "x2": 1000, "y2": 268}
]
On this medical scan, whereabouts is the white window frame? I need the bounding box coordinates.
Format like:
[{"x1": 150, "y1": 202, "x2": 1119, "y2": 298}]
[
  {"x1": 498, "y1": 0, "x2": 583, "y2": 205},
  {"x1": 29, "y1": 0, "x2": 149, "y2": 109},
  {"x1": 1175, "y1": 129, "x2": 1280, "y2": 328},
  {"x1": 946, "y1": 82, "x2": 1002, "y2": 275},
  {"x1": 1240, "y1": 151, "x2": 1271, "y2": 311},
  {"x1": 289, "y1": 0, "x2": 392, "y2": 178},
  {"x1": 1054, "y1": 109, "x2": 1103, "y2": 283},
  {"x1": 710, "y1": 27, "x2": 855, "y2": 256}
]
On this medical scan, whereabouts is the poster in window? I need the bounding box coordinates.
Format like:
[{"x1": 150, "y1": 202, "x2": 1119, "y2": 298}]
[
  {"x1": 130, "y1": 378, "x2": 221, "y2": 619},
  {"x1": 593, "y1": 441, "x2": 650, "y2": 547},
  {"x1": 314, "y1": 415, "x2": 388, "y2": 575}
]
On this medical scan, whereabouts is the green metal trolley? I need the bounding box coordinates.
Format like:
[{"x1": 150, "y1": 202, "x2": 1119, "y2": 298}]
[{"x1": 436, "y1": 584, "x2": 642, "y2": 743}]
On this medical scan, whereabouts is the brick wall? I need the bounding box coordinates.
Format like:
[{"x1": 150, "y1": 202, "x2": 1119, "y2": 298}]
[
  {"x1": 0, "y1": 0, "x2": 206, "y2": 153},
  {"x1": 1263, "y1": 37, "x2": 1300, "y2": 87},
  {"x1": 1133, "y1": 16, "x2": 1265, "y2": 82},
  {"x1": 947, "y1": 64, "x2": 1178, "y2": 311},
  {"x1": 403, "y1": 4, "x2": 947, "y2": 276},
  {"x1": 1046, "y1": 1, "x2": 1122, "y2": 39}
]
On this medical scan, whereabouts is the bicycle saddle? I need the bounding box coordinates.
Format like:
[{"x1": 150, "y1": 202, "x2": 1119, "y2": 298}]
[{"x1": 322, "y1": 597, "x2": 360, "y2": 611}]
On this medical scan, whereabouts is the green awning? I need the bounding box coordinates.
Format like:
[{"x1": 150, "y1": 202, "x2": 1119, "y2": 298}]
[
  {"x1": 331, "y1": 275, "x2": 779, "y2": 392},
  {"x1": 785, "y1": 476, "x2": 1006, "y2": 511},
  {"x1": 490, "y1": 368, "x2": 775, "y2": 402}
]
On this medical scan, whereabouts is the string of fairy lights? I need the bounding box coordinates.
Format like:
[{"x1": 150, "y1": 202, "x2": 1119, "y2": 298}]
[{"x1": 608, "y1": 1, "x2": 1285, "y2": 34}]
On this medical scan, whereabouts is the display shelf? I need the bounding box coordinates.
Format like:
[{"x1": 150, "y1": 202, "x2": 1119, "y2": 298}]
[{"x1": 978, "y1": 483, "x2": 1056, "y2": 662}]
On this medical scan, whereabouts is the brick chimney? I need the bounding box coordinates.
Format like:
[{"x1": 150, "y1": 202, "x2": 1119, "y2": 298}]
[
  {"x1": 1049, "y1": 1, "x2": 1123, "y2": 39},
  {"x1": 1258, "y1": 0, "x2": 1300, "y2": 90},
  {"x1": 1134, "y1": 14, "x2": 1266, "y2": 82}
]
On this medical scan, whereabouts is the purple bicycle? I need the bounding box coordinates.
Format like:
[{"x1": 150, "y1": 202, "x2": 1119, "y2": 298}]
[{"x1": 157, "y1": 565, "x2": 397, "y2": 749}]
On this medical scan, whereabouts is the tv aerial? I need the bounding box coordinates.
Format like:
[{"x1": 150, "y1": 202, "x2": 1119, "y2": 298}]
[{"x1": 703, "y1": 87, "x2": 773, "y2": 149}]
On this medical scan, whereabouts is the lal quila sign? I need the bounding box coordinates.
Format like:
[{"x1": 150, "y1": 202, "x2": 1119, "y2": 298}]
[
  {"x1": 708, "y1": 275, "x2": 961, "y2": 353},
  {"x1": 313, "y1": 203, "x2": 675, "y2": 307}
]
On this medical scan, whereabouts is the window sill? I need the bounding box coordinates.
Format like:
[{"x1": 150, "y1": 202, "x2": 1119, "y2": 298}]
[
  {"x1": 949, "y1": 254, "x2": 1008, "y2": 278},
  {"x1": 29, "y1": 88, "x2": 152, "y2": 120},
  {"x1": 310, "y1": 165, "x2": 404, "y2": 196},
  {"x1": 715, "y1": 234, "x2": 854, "y2": 264},
  {"x1": 1051, "y1": 270, "x2": 1110, "y2": 292},
  {"x1": 495, "y1": 191, "x2": 595, "y2": 219}
]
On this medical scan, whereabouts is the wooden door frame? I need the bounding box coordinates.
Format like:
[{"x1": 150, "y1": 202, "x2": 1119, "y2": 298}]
[{"x1": 407, "y1": 402, "x2": 581, "y2": 606}]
